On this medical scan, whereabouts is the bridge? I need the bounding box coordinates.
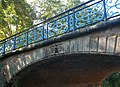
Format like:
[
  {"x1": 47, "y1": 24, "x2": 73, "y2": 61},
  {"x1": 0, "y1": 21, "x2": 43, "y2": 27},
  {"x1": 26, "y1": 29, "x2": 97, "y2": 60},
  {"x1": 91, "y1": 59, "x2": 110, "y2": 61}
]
[{"x1": 0, "y1": 0, "x2": 120, "y2": 87}]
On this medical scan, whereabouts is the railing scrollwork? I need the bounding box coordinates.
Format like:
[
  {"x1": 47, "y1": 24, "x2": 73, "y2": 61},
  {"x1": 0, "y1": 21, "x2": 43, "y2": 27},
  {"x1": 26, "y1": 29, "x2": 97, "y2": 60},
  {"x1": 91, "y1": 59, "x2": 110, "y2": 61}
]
[{"x1": 0, "y1": 0, "x2": 120, "y2": 57}]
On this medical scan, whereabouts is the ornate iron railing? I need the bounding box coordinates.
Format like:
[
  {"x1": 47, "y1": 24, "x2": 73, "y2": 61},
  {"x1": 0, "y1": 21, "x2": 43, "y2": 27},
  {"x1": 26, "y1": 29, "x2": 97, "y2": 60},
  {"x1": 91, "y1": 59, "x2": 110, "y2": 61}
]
[{"x1": 0, "y1": 0, "x2": 120, "y2": 57}]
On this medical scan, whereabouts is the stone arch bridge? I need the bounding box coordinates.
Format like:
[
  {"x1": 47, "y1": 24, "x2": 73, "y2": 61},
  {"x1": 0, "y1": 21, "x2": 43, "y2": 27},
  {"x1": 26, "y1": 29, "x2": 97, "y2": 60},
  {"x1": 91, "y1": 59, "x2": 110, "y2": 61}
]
[{"x1": 0, "y1": 0, "x2": 120, "y2": 87}]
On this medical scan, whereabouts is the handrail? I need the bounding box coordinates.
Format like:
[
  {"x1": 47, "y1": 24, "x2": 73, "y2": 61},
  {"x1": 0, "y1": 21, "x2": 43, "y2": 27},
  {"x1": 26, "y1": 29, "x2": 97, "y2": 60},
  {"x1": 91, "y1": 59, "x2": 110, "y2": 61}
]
[
  {"x1": 0, "y1": 0, "x2": 120, "y2": 57},
  {"x1": 0, "y1": 0, "x2": 95, "y2": 43}
]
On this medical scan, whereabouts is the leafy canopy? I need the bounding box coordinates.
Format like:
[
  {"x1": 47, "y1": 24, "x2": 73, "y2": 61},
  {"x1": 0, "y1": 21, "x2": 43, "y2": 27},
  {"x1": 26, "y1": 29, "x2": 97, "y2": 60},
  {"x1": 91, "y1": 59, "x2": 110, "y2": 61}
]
[{"x1": 0, "y1": 0, "x2": 36, "y2": 40}]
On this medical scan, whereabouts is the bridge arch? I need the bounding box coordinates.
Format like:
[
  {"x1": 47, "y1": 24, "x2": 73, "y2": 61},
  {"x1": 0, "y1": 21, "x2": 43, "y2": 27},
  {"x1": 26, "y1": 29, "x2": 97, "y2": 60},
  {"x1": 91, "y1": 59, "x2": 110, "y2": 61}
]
[{"x1": 4, "y1": 53, "x2": 120, "y2": 87}]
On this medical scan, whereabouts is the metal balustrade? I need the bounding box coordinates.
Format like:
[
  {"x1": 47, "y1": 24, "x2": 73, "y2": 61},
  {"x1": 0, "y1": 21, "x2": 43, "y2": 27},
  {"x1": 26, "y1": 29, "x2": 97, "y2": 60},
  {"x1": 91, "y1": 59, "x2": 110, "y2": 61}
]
[{"x1": 0, "y1": 0, "x2": 120, "y2": 57}]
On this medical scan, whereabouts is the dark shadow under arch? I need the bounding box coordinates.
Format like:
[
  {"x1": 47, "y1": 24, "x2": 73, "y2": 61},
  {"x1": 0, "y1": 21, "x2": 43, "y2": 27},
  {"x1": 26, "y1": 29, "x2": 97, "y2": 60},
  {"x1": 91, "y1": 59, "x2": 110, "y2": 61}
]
[{"x1": 6, "y1": 53, "x2": 120, "y2": 87}]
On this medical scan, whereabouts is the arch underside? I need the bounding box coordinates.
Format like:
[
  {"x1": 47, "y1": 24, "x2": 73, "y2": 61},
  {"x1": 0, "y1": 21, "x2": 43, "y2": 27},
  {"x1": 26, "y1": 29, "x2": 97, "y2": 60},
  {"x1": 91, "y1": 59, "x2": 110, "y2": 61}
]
[{"x1": 10, "y1": 53, "x2": 120, "y2": 87}]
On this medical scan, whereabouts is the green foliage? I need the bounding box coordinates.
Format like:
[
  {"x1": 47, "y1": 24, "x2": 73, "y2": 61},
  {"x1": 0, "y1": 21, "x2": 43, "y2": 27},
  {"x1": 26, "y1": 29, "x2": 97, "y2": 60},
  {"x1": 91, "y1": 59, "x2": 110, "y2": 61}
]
[
  {"x1": 102, "y1": 72, "x2": 120, "y2": 87},
  {"x1": 0, "y1": 0, "x2": 36, "y2": 40},
  {"x1": 66, "y1": 0, "x2": 81, "y2": 9},
  {"x1": 33, "y1": 0, "x2": 82, "y2": 20},
  {"x1": 32, "y1": 0, "x2": 65, "y2": 20}
]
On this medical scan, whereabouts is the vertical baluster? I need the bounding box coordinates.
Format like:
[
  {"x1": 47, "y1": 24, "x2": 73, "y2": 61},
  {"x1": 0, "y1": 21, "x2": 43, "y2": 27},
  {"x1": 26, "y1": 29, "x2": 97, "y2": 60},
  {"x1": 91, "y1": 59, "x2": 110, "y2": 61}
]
[
  {"x1": 68, "y1": 11, "x2": 70, "y2": 32},
  {"x1": 34, "y1": 29, "x2": 36, "y2": 42},
  {"x1": 103, "y1": 0, "x2": 107, "y2": 20},
  {"x1": 43, "y1": 23, "x2": 44, "y2": 40},
  {"x1": 47, "y1": 21, "x2": 49, "y2": 39},
  {"x1": 26, "y1": 31, "x2": 29, "y2": 46},
  {"x1": 13, "y1": 36, "x2": 16, "y2": 50},
  {"x1": 73, "y1": 9, "x2": 76, "y2": 31},
  {"x1": 3, "y1": 41, "x2": 6, "y2": 55}
]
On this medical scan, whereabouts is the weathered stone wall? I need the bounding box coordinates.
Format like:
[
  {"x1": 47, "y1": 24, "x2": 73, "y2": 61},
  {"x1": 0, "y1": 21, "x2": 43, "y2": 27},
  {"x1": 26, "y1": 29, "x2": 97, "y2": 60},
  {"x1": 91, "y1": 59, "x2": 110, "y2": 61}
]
[{"x1": 0, "y1": 69, "x2": 6, "y2": 87}]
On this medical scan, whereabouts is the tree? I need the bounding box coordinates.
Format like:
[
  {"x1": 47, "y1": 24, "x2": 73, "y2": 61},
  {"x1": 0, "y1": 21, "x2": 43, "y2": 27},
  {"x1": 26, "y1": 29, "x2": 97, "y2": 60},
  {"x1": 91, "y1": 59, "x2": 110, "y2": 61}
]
[
  {"x1": 66, "y1": 0, "x2": 81, "y2": 9},
  {"x1": 0, "y1": 0, "x2": 36, "y2": 40},
  {"x1": 103, "y1": 72, "x2": 120, "y2": 87},
  {"x1": 32, "y1": 0, "x2": 65, "y2": 21},
  {"x1": 32, "y1": 0, "x2": 83, "y2": 21}
]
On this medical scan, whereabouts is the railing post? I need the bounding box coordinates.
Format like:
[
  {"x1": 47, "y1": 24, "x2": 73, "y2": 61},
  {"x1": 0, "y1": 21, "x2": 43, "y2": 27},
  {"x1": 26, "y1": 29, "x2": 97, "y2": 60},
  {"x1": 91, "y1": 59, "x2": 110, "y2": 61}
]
[
  {"x1": 26, "y1": 32, "x2": 29, "y2": 46},
  {"x1": 73, "y1": 9, "x2": 76, "y2": 30},
  {"x1": 103, "y1": 0, "x2": 107, "y2": 20},
  {"x1": 47, "y1": 21, "x2": 49, "y2": 39},
  {"x1": 3, "y1": 41, "x2": 6, "y2": 55},
  {"x1": 68, "y1": 11, "x2": 70, "y2": 32},
  {"x1": 43, "y1": 23, "x2": 44, "y2": 40},
  {"x1": 33, "y1": 29, "x2": 36, "y2": 42},
  {"x1": 13, "y1": 36, "x2": 16, "y2": 50}
]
